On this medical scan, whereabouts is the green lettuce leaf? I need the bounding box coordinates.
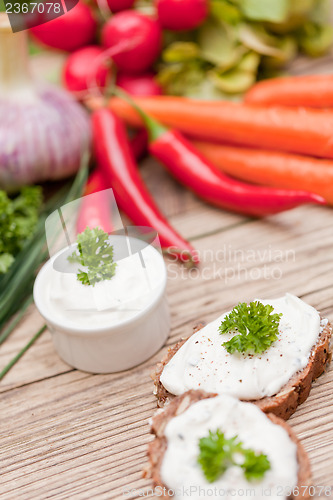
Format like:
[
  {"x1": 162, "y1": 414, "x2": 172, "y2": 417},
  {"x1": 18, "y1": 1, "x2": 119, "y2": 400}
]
[{"x1": 237, "y1": 0, "x2": 289, "y2": 23}]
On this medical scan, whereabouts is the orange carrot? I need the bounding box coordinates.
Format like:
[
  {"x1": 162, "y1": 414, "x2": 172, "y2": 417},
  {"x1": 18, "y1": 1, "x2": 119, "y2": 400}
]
[
  {"x1": 192, "y1": 141, "x2": 333, "y2": 205},
  {"x1": 108, "y1": 96, "x2": 333, "y2": 159},
  {"x1": 245, "y1": 74, "x2": 333, "y2": 108}
]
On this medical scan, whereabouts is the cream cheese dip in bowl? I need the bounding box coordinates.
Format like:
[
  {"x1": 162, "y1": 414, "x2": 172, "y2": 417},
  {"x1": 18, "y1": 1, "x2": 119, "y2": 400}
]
[{"x1": 33, "y1": 234, "x2": 170, "y2": 373}]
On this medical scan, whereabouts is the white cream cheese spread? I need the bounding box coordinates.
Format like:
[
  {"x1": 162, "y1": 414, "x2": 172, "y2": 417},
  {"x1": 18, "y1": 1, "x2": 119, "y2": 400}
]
[
  {"x1": 160, "y1": 294, "x2": 321, "y2": 399},
  {"x1": 160, "y1": 395, "x2": 298, "y2": 500},
  {"x1": 39, "y1": 237, "x2": 165, "y2": 329}
]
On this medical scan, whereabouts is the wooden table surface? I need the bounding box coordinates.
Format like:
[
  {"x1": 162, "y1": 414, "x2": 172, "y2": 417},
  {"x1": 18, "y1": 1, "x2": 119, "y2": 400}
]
[{"x1": 2, "y1": 54, "x2": 333, "y2": 499}]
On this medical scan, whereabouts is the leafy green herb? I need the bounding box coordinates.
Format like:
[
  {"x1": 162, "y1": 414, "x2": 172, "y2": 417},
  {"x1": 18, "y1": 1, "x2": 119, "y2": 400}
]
[
  {"x1": 163, "y1": 42, "x2": 201, "y2": 63},
  {"x1": 237, "y1": 0, "x2": 289, "y2": 23},
  {"x1": 68, "y1": 227, "x2": 116, "y2": 286},
  {"x1": 0, "y1": 254, "x2": 14, "y2": 274},
  {"x1": 242, "y1": 448, "x2": 272, "y2": 481},
  {"x1": 209, "y1": 52, "x2": 259, "y2": 94},
  {"x1": 297, "y1": 22, "x2": 333, "y2": 57},
  {"x1": 219, "y1": 301, "x2": 282, "y2": 354},
  {"x1": 157, "y1": 0, "x2": 333, "y2": 98},
  {"x1": 0, "y1": 187, "x2": 42, "y2": 274},
  {"x1": 198, "y1": 429, "x2": 270, "y2": 483},
  {"x1": 210, "y1": 1, "x2": 242, "y2": 25}
]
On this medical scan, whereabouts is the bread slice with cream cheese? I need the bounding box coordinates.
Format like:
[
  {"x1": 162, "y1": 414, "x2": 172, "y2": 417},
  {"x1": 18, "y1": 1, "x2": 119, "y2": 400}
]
[
  {"x1": 146, "y1": 390, "x2": 311, "y2": 499},
  {"x1": 152, "y1": 294, "x2": 332, "y2": 420}
]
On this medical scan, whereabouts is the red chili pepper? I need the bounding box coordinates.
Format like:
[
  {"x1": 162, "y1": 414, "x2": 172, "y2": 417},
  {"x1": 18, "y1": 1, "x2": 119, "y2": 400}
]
[
  {"x1": 92, "y1": 108, "x2": 198, "y2": 263},
  {"x1": 76, "y1": 129, "x2": 148, "y2": 234},
  {"x1": 129, "y1": 128, "x2": 148, "y2": 162},
  {"x1": 76, "y1": 168, "x2": 114, "y2": 234},
  {"x1": 121, "y1": 97, "x2": 325, "y2": 217}
]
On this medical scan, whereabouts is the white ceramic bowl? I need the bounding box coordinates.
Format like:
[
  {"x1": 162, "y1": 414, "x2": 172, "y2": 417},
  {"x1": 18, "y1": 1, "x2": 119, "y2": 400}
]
[{"x1": 33, "y1": 237, "x2": 170, "y2": 373}]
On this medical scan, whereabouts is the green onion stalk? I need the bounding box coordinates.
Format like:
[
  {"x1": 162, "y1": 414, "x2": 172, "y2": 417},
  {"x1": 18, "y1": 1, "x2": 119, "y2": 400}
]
[{"x1": 0, "y1": 156, "x2": 88, "y2": 380}]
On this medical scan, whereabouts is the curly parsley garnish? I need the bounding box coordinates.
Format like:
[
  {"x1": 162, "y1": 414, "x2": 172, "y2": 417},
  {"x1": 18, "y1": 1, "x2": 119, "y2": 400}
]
[
  {"x1": 68, "y1": 227, "x2": 117, "y2": 286},
  {"x1": 219, "y1": 301, "x2": 282, "y2": 355},
  {"x1": 0, "y1": 187, "x2": 42, "y2": 274},
  {"x1": 198, "y1": 429, "x2": 271, "y2": 483}
]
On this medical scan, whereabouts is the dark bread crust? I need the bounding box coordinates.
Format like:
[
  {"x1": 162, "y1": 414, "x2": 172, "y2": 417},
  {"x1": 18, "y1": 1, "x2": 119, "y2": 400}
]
[
  {"x1": 151, "y1": 322, "x2": 332, "y2": 420},
  {"x1": 146, "y1": 390, "x2": 311, "y2": 499}
]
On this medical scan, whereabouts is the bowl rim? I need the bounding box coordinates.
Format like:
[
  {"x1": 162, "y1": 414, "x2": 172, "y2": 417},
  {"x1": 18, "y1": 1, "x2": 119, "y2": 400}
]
[{"x1": 33, "y1": 239, "x2": 167, "y2": 336}]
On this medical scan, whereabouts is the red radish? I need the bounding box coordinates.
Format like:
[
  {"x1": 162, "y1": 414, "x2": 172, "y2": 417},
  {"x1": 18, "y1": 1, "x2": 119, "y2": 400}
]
[
  {"x1": 30, "y1": 3, "x2": 97, "y2": 52},
  {"x1": 102, "y1": 11, "x2": 161, "y2": 74},
  {"x1": 92, "y1": 0, "x2": 135, "y2": 13},
  {"x1": 106, "y1": 0, "x2": 135, "y2": 12},
  {"x1": 63, "y1": 46, "x2": 109, "y2": 93},
  {"x1": 117, "y1": 73, "x2": 162, "y2": 96},
  {"x1": 157, "y1": 0, "x2": 208, "y2": 31}
]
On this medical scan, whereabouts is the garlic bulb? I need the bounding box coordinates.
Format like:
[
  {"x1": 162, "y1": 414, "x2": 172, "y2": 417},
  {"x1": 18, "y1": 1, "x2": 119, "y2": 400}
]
[{"x1": 0, "y1": 14, "x2": 91, "y2": 190}]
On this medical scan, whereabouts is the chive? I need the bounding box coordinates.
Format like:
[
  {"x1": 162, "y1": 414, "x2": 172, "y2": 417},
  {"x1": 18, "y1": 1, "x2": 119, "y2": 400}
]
[
  {"x1": 65, "y1": 153, "x2": 89, "y2": 202},
  {"x1": 0, "y1": 295, "x2": 33, "y2": 345},
  {"x1": 0, "y1": 154, "x2": 89, "y2": 341},
  {"x1": 0, "y1": 231, "x2": 47, "y2": 326},
  {"x1": 0, "y1": 158, "x2": 88, "y2": 379},
  {"x1": 0, "y1": 325, "x2": 47, "y2": 381}
]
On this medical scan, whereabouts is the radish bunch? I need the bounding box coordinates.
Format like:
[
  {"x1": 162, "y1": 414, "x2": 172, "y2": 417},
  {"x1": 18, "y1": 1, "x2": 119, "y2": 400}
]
[{"x1": 30, "y1": 0, "x2": 209, "y2": 97}]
